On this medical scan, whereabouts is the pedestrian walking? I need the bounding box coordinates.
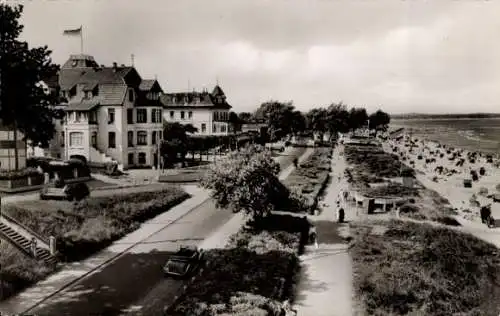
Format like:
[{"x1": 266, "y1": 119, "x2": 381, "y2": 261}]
[{"x1": 338, "y1": 207, "x2": 345, "y2": 223}]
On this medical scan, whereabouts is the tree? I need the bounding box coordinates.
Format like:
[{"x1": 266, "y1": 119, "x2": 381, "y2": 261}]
[
  {"x1": 1, "y1": 4, "x2": 63, "y2": 169},
  {"x1": 201, "y1": 144, "x2": 292, "y2": 219},
  {"x1": 368, "y1": 109, "x2": 391, "y2": 134},
  {"x1": 325, "y1": 103, "x2": 350, "y2": 137},
  {"x1": 289, "y1": 110, "x2": 306, "y2": 135},
  {"x1": 160, "y1": 122, "x2": 198, "y2": 167},
  {"x1": 348, "y1": 107, "x2": 368, "y2": 132},
  {"x1": 306, "y1": 107, "x2": 328, "y2": 137},
  {"x1": 237, "y1": 112, "x2": 254, "y2": 123},
  {"x1": 254, "y1": 100, "x2": 295, "y2": 141}
]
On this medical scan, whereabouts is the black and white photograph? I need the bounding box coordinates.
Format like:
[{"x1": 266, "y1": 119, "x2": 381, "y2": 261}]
[{"x1": 1, "y1": 0, "x2": 500, "y2": 315}]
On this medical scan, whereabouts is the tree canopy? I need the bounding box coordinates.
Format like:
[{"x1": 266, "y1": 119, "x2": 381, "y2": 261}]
[
  {"x1": 201, "y1": 144, "x2": 292, "y2": 219},
  {"x1": 160, "y1": 122, "x2": 198, "y2": 166},
  {"x1": 0, "y1": 4, "x2": 62, "y2": 149},
  {"x1": 369, "y1": 109, "x2": 391, "y2": 132}
]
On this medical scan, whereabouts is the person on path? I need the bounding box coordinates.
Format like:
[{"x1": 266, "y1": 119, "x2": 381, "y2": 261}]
[{"x1": 338, "y1": 207, "x2": 345, "y2": 223}]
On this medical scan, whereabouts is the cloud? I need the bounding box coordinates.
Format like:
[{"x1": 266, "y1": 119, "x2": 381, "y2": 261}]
[{"x1": 16, "y1": 0, "x2": 500, "y2": 113}]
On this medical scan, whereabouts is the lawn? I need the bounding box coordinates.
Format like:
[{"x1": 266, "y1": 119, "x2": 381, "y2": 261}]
[
  {"x1": 3, "y1": 186, "x2": 189, "y2": 261},
  {"x1": 0, "y1": 241, "x2": 57, "y2": 301},
  {"x1": 350, "y1": 220, "x2": 500, "y2": 316},
  {"x1": 169, "y1": 214, "x2": 309, "y2": 315},
  {"x1": 282, "y1": 147, "x2": 332, "y2": 213}
]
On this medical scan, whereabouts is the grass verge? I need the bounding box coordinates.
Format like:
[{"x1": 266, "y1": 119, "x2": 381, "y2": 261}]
[
  {"x1": 168, "y1": 214, "x2": 309, "y2": 315},
  {"x1": 283, "y1": 147, "x2": 332, "y2": 213},
  {"x1": 3, "y1": 186, "x2": 189, "y2": 262},
  {"x1": 0, "y1": 242, "x2": 57, "y2": 301},
  {"x1": 351, "y1": 220, "x2": 500, "y2": 316}
]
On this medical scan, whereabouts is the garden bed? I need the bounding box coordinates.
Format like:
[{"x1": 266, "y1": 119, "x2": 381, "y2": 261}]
[
  {"x1": 0, "y1": 241, "x2": 58, "y2": 301},
  {"x1": 3, "y1": 186, "x2": 189, "y2": 262},
  {"x1": 282, "y1": 147, "x2": 332, "y2": 213},
  {"x1": 168, "y1": 214, "x2": 310, "y2": 315},
  {"x1": 351, "y1": 220, "x2": 500, "y2": 315}
]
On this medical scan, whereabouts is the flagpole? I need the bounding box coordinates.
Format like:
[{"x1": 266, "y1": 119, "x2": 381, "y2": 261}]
[{"x1": 80, "y1": 25, "x2": 83, "y2": 54}]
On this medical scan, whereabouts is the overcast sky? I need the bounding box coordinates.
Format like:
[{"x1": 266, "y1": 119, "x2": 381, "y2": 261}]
[{"x1": 18, "y1": 0, "x2": 500, "y2": 114}]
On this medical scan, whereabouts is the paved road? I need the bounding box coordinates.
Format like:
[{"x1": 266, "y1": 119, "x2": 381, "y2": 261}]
[{"x1": 29, "y1": 147, "x2": 307, "y2": 316}]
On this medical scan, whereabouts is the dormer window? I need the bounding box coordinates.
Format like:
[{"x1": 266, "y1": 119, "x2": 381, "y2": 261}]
[
  {"x1": 184, "y1": 95, "x2": 189, "y2": 103},
  {"x1": 85, "y1": 91, "x2": 92, "y2": 99},
  {"x1": 128, "y1": 88, "x2": 134, "y2": 102},
  {"x1": 172, "y1": 97, "x2": 176, "y2": 103}
]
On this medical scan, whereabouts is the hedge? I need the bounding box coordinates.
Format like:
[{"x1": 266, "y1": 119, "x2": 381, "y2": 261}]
[
  {"x1": 4, "y1": 187, "x2": 189, "y2": 261},
  {"x1": 0, "y1": 167, "x2": 41, "y2": 180}
]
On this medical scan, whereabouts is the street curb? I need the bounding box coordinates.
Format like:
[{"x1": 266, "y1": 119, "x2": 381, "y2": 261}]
[{"x1": 20, "y1": 194, "x2": 211, "y2": 315}]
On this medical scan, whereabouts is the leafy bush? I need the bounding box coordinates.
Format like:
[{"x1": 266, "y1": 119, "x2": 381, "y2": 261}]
[
  {"x1": 65, "y1": 182, "x2": 90, "y2": 201},
  {"x1": 4, "y1": 187, "x2": 189, "y2": 261},
  {"x1": 0, "y1": 167, "x2": 40, "y2": 180},
  {"x1": 351, "y1": 220, "x2": 500, "y2": 316},
  {"x1": 201, "y1": 144, "x2": 294, "y2": 219},
  {"x1": 54, "y1": 177, "x2": 65, "y2": 188}
]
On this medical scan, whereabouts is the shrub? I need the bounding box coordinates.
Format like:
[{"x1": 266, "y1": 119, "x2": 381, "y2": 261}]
[
  {"x1": 201, "y1": 144, "x2": 289, "y2": 219},
  {"x1": 54, "y1": 177, "x2": 65, "y2": 188},
  {"x1": 65, "y1": 182, "x2": 90, "y2": 201},
  {"x1": 0, "y1": 167, "x2": 40, "y2": 180}
]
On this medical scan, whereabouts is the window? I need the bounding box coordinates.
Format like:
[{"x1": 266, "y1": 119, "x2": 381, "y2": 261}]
[
  {"x1": 128, "y1": 131, "x2": 134, "y2": 147},
  {"x1": 128, "y1": 88, "x2": 134, "y2": 102},
  {"x1": 159, "y1": 130, "x2": 163, "y2": 140},
  {"x1": 188, "y1": 111, "x2": 193, "y2": 119},
  {"x1": 137, "y1": 131, "x2": 147, "y2": 145},
  {"x1": 61, "y1": 132, "x2": 65, "y2": 147},
  {"x1": 91, "y1": 132, "x2": 97, "y2": 148},
  {"x1": 136, "y1": 109, "x2": 147, "y2": 123},
  {"x1": 152, "y1": 131, "x2": 157, "y2": 145},
  {"x1": 75, "y1": 112, "x2": 81, "y2": 122},
  {"x1": 138, "y1": 152, "x2": 146, "y2": 164},
  {"x1": 213, "y1": 124, "x2": 217, "y2": 133},
  {"x1": 69, "y1": 132, "x2": 83, "y2": 147},
  {"x1": 201, "y1": 123, "x2": 206, "y2": 133},
  {"x1": 108, "y1": 108, "x2": 115, "y2": 124},
  {"x1": 128, "y1": 153, "x2": 134, "y2": 165},
  {"x1": 127, "y1": 109, "x2": 134, "y2": 124},
  {"x1": 221, "y1": 124, "x2": 226, "y2": 133},
  {"x1": 89, "y1": 111, "x2": 97, "y2": 124},
  {"x1": 180, "y1": 111, "x2": 185, "y2": 120},
  {"x1": 152, "y1": 109, "x2": 162, "y2": 123},
  {"x1": 169, "y1": 111, "x2": 174, "y2": 119},
  {"x1": 108, "y1": 132, "x2": 116, "y2": 148},
  {"x1": 214, "y1": 112, "x2": 218, "y2": 121}
]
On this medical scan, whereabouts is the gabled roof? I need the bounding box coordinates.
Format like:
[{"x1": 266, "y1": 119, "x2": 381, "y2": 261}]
[
  {"x1": 65, "y1": 99, "x2": 100, "y2": 111},
  {"x1": 139, "y1": 79, "x2": 156, "y2": 91},
  {"x1": 160, "y1": 86, "x2": 232, "y2": 109}
]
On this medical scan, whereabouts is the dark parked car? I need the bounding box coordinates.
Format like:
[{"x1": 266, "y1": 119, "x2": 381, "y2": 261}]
[{"x1": 163, "y1": 246, "x2": 205, "y2": 278}]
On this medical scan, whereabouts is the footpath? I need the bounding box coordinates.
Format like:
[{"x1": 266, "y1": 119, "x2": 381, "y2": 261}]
[{"x1": 293, "y1": 145, "x2": 356, "y2": 316}]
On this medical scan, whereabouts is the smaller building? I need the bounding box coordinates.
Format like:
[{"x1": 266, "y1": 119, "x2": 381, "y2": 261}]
[{"x1": 161, "y1": 85, "x2": 232, "y2": 136}]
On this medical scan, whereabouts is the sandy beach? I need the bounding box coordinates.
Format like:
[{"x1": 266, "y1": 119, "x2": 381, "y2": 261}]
[{"x1": 383, "y1": 132, "x2": 500, "y2": 244}]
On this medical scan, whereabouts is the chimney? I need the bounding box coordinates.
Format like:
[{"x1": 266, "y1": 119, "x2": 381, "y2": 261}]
[
  {"x1": 121, "y1": 64, "x2": 125, "y2": 67},
  {"x1": 112, "y1": 62, "x2": 118, "y2": 72}
]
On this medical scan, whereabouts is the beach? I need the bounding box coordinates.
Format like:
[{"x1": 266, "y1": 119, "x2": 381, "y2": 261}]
[{"x1": 384, "y1": 132, "x2": 500, "y2": 243}]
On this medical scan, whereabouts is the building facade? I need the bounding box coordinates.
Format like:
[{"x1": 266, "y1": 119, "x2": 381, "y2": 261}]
[
  {"x1": 41, "y1": 54, "x2": 163, "y2": 170},
  {"x1": 160, "y1": 85, "x2": 232, "y2": 136}
]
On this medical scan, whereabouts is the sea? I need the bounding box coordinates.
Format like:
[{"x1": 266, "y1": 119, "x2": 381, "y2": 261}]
[{"x1": 390, "y1": 118, "x2": 500, "y2": 154}]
